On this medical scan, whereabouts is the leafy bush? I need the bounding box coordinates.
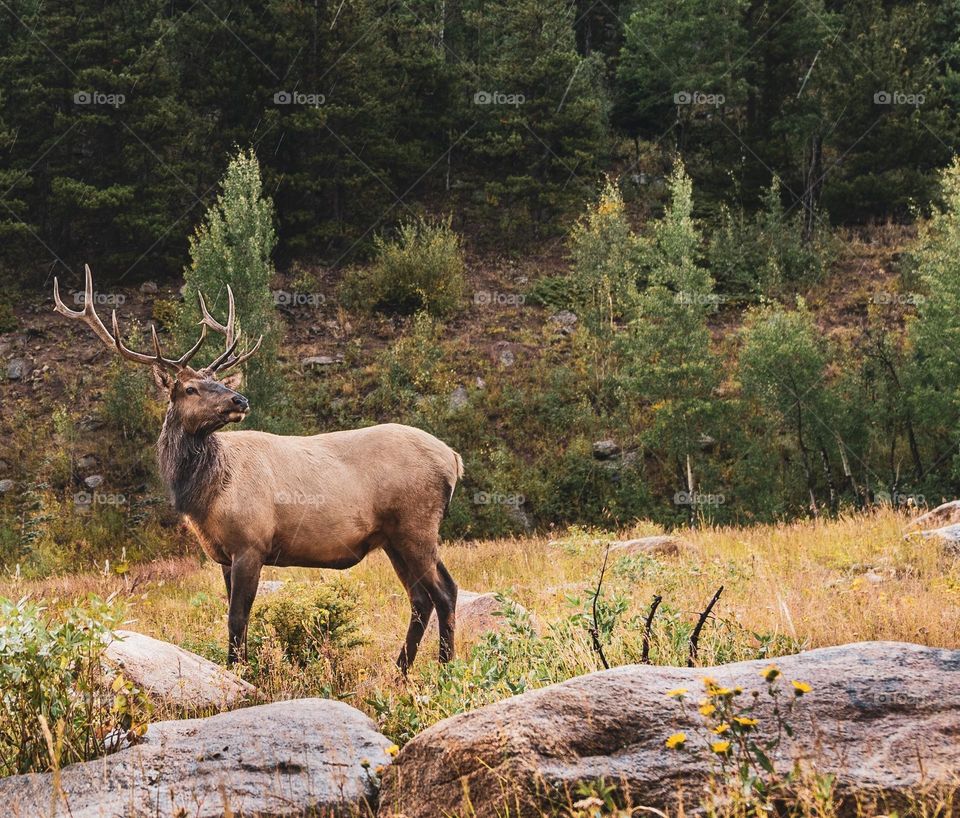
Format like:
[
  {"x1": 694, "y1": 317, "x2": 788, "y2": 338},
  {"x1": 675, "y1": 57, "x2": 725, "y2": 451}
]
[
  {"x1": 341, "y1": 216, "x2": 465, "y2": 317},
  {"x1": 0, "y1": 596, "x2": 150, "y2": 775},
  {"x1": 567, "y1": 178, "x2": 641, "y2": 333},
  {"x1": 251, "y1": 581, "x2": 363, "y2": 667},
  {"x1": 707, "y1": 177, "x2": 832, "y2": 298}
]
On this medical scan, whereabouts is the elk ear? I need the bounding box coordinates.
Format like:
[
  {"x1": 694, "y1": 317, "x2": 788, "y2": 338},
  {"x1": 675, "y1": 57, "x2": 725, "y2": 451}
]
[
  {"x1": 152, "y1": 365, "x2": 175, "y2": 395},
  {"x1": 220, "y1": 371, "x2": 244, "y2": 391}
]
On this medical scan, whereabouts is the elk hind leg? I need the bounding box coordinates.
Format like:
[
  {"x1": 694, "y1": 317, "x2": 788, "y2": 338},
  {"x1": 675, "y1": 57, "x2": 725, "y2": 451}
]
[{"x1": 385, "y1": 547, "x2": 434, "y2": 674}]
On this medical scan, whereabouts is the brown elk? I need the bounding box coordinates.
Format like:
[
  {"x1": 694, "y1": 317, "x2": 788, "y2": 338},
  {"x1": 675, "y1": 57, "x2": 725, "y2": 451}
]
[{"x1": 54, "y1": 265, "x2": 461, "y2": 670}]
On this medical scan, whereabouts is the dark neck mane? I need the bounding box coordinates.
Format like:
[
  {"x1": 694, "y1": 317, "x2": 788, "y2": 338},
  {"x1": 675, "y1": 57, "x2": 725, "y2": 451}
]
[{"x1": 156, "y1": 411, "x2": 227, "y2": 519}]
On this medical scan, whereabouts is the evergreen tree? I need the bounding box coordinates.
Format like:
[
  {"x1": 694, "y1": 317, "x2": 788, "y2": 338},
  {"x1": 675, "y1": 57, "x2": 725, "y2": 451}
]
[
  {"x1": 621, "y1": 161, "x2": 720, "y2": 517},
  {"x1": 178, "y1": 148, "x2": 289, "y2": 431}
]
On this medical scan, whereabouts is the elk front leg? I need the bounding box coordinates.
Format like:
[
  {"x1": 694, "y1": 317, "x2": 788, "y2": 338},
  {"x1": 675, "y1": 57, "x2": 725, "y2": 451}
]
[
  {"x1": 221, "y1": 564, "x2": 232, "y2": 602},
  {"x1": 227, "y1": 553, "x2": 262, "y2": 665}
]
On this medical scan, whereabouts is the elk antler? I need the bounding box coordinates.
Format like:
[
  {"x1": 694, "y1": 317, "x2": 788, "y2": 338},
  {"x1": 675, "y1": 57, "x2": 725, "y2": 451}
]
[
  {"x1": 53, "y1": 264, "x2": 207, "y2": 374},
  {"x1": 197, "y1": 285, "x2": 263, "y2": 373}
]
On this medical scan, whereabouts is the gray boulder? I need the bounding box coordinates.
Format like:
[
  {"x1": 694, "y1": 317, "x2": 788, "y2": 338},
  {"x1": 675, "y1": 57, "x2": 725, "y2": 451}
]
[
  {"x1": 379, "y1": 642, "x2": 960, "y2": 818},
  {"x1": 104, "y1": 630, "x2": 255, "y2": 711},
  {"x1": 1, "y1": 699, "x2": 393, "y2": 818}
]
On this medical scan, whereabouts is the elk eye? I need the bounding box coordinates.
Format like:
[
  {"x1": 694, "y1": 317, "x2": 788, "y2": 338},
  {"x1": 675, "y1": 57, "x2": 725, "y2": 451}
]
[{"x1": 185, "y1": 386, "x2": 198, "y2": 396}]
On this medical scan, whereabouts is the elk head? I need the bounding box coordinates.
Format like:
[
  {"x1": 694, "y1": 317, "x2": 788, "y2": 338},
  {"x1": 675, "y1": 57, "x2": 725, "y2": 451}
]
[{"x1": 53, "y1": 265, "x2": 263, "y2": 436}]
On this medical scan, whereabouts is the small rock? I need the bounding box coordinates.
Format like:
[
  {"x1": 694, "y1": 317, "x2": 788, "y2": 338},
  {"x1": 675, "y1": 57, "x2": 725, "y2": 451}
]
[
  {"x1": 609, "y1": 534, "x2": 692, "y2": 557},
  {"x1": 920, "y1": 523, "x2": 960, "y2": 553},
  {"x1": 448, "y1": 385, "x2": 469, "y2": 411},
  {"x1": 301, "y1": 355, "x2": 342, "y2": 367},
  {"x1": 104, "y1": 630, "x2": 255, "y2": 710},
  {"x1": 476, "y1": 377, "x2": 486, "y2": 389},
  {"x1": 79, "y1": 415, "x2": 105, "y2": 432},
  {"x1": 76, "y1": 454, "x2": 98, "y2": 471},
  {"x1": 0, "y1": 479, "x2": 14, "y2": 493},
  {"x1": 83, "y1": 474, "x2": 104, "y2": 489},
  {"x1": 863, "y1": 572, "x2": 885, "y2": 585},
  {"x1": 592, "y1": 439, "x2": 620, "y2": 460},
  {"x1": 6, "y1": 358, "x2": 26, "y2": 380},
  {"x1": 549, "y1": 310, "x2": 578, "y2": 334},
  {"x1": 139, "y1": 281, "x2": 158, "y2": 295},
  {"x1": 258, "y1": 580, "x2": 285, "y2": 595}
]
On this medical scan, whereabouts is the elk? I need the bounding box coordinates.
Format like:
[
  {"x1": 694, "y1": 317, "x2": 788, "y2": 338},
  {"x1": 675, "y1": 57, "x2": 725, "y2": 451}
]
[{"x1": 54, "y1": 265, "x2": 462, "y2": 670}]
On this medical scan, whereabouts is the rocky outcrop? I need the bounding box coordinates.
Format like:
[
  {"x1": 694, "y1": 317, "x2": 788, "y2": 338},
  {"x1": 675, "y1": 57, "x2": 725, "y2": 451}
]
[
  {"x1": 2, "y1": 699, "x2": 394, "y2": 818},
  {"x1": 104, "y1": 630, "x2": 255, "y2": 711},
  {"x1": 379, "y1": 642, "x2": 960, "y2": 818}
]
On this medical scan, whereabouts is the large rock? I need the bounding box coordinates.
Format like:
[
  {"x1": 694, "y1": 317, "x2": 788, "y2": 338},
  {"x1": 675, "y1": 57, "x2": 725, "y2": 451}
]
[
  {"x1": 909, "y1": 499, "x2": 960, "y2": 530},
  {"x1": 427, "y1": 590, "x2": 533, "y2": 637},
  {"x1": 2, "y1": 699, "x2": 393, "y2": 818},
  {"x1": 104, "y1": 630, "x2": 255, "y2": 710},
  {"x1": 379, "y1": 642, "x2": 960, "y2": 818},
  {"x1": 609, "y1": 534, "x2": 692, "y2": 557}
]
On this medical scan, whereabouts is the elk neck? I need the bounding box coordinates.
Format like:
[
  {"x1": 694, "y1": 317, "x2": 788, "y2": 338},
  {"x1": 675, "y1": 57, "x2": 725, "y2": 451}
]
[{"x1": 156, "y1": 408, "x2": 229, "y2": 520}]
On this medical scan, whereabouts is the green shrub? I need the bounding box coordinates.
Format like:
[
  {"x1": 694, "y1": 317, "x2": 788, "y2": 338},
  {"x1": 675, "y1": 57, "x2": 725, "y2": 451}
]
[
  {"x1": 251, "y1": 581, "x2": 363, "y2": 667},
  {"x1": 341, "y1": 216, "x2": 465, "y2": 317},
  {"x1": 0, "y1": 596, "x2": 150, "y2": 775}
]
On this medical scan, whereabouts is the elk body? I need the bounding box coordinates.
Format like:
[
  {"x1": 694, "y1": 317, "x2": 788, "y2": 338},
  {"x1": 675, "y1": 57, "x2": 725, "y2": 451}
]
[{"x1": 55, "y1": 266, "x2": 461, "y2": 670}]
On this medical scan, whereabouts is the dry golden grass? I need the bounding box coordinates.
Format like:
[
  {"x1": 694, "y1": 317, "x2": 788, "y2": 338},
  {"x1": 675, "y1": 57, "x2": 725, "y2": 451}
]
[{"x1": 2, "y1": 507, "x2": 958, "y2": 717}]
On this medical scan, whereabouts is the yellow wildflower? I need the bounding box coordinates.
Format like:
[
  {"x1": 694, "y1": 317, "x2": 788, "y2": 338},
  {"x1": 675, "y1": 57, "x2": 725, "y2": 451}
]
[
  {"x1": 667, "y1": 687, "x2": 689, "y2": 698},
  {"x1": 711, "y1": 740, "x2": 731, "y2": 755},
  {"x1": 792, "y1": 680, "x2": 812, "y2": 696},
  {"x1": 386, "y1": 744, "x2": 400, "y2": 758},
  {"x1": 665, "y1": 732, "x2": 687, "y2": 750},
  {"x1": 733, "y1": 716, "x2": 759, "y2": 729},
  {"x1": 712, "y1": 723, "x2": 731, "y2": 735},
  {"x1": 699, "y1": 702, "x2": 716, "y2": 717},
  {"x1": 761, "y1": 665, "x2": 780, "y2": 682}
]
